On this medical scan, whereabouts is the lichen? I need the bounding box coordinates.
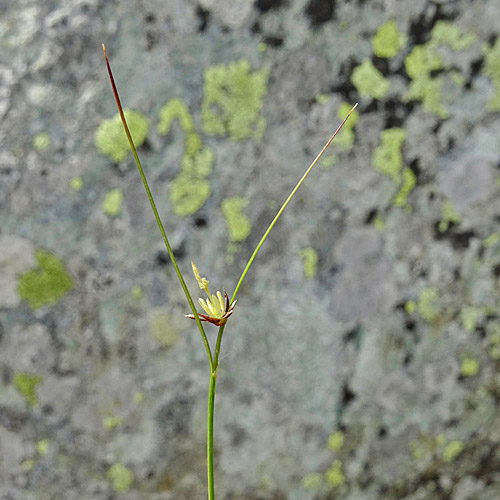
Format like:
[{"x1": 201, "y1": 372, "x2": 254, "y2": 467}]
[
  {"x1": 299, "y1": 247, "x2": 318, "y2": 279},
  {"x1": 417, "y1": 287, "x2": 440, "y2": 322},
  {"x1": 33, "y1": 132, "x2": 51, "y2": 151},
  {"x1": 404, "y1": 24, "x2": 477, "y2": 117},
  {"x1": 324, "y1": 459, "x2": 345, "y2": 488},
  {"x1": 302, "y1": 472, "x2": 323, "y2": 491},
  {"x1": 18, "y1": 249, "x2": 73, "y2": 309},
  {"x1": 36, "y1": 439, "x2": 50, "y2": 456},
  {"x1": 157, "y1": 97, "x2": 194, "y2": 135},
  {"x1": 180, "y1": 146, "x2": 214, "y2": 177},
  {"x1": 406, "y1": 74, "x2": 449, "y2": 118},
  {"x1": 409, "y1": 434, "x2": 464, "y2": 464},
  {"x1": 221, "y1": 197, "x2": 251, "y2": 243},
  {"x1": 202, "y1": 59, "x2": 269, "y2": 140},
  {"x1": 405, "y1": 300, "x2": 416, "y2": 314},
  {"x1": 70, "y1": 177, "x2": 83, "y2": 191},
  {"x1": 102, "y1": 188, "x2": 123, "y2": 217},
  {"x1": 170, "y1": 175, "x2": 211, "y2": 217},
  {"x1": 460, "y1": 306, "x2": 484, "y2": 333},
  {"x1": 95, "y1": 109, "x2": 149, "y2": 163},
  {"x1": 103, "y1": 415, "x2": 123, "y2": 430},
  {"x1": 372, "y1": 128, "x2": 406, "y2": 183},
  {"x1": 483, "y1": 233, "x2": 500, "y2": 248},
  {"x1": 351, "y1": 59, "x2": 390, "y2": 99},
  {"x1": 14, "y1": 372, "x2": 43, "y2": 406},
  {"x1": 489, "y1": 329, "x2": 500, "y2": 360},
  {"x1": 439, "y1": 200, "x2": 461, "y2": 232},
  {"x1": 393, "y1": 167, "x2": 416, "y2": 211},
  {"x1": 372, "y1": 20, "x2": 407, "y2": 58},
  {"x1": 157, "y1": 98, "x2": 214, "y2": 216},
  {"x1": 107, "y1": 463, "x2": 134, "y2": 493},
  {"x1": 482, "y1": 38, "x2": 500, "y2": 111},
  {"x1": 327, "y1": 431, "x2": 344, "y2": 451},
  {"x1": 405, "y1": 45, "x2": 443, "y2": 79},
  {"x1": 460, "y1": 357, "x2": 479, "y2": 377},
  {"x1": 442, "y1": 440, "x2": 465, "y2": 462},
  {"x1": 431, "y1": 21, "x2": 477, "y2": 51}
]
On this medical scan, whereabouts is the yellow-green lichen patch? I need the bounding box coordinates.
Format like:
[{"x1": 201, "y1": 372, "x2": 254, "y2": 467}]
[
  {"x1": 351, "y1": 59, "x2": 390, "y2": 99},
  {"x1": 438, "y1": 200, "x2": 461, "y2": 232},
  {"x1": 405, "y1": 45, "x2": 443, "y2": 80},
  {"x1": 460, "y1": 356, "x2": 479, "y2": 377},
  {"x1": 108, "y1": 463, "x2": 134, "y2": 493},
  {"x1": 151, "y1": 311, "x2": 179, "y2": 348},
  {"x1": 373, "y1": 128, "x2": 406, "y2": 183},
  {"x1": 158, "y1": 98, "x2": 214, "y2": 216},
  {"x1": 299, "y1": 247, "x2": 318, "y2": 279},
  {"x1": 33, "y1": 132, "x2": 51, "y2": 152},
  {"x1": 170, "y1": 176, "x2": 211, "y2": 217},
  {"x1": 202, "y1": 59, "x2": 269, "y2": 140},
  {"x1": 103, "y1": 415, "x2": 124, "y2": 431},
  {"x1": 372, "y1": 20, "x2": 407, "y2": 58},
  {"x1": 102, "y1": 188, "x2": 123, "y2": 217},
  {"x1": 95, "y1": 109, "x2": 149, "y2": 163},
  {"x1": 460, "y1": 306, "x2": 484, "y2": 333},
  {"x1": 431, "y1": 21, "x2": 477, "y2": 51},
  {"x1": 14, "y1": 372, "x2": 43, "y2": 406},
  {"x1": 442, "y1": 440, "x2": 465, "y2": 462},
  {"x1": 327, "y1": 431, "x2": 344, "y2": 451},
  {"x1": 404, "y1": 24, "x2": 477, "y2": 118},
  {"x1": 302, "y1": 472, "x2": 323, "y2": 491},
  {"x1": 324, "y1": 459, "x2": 345, "y2": 488},
  {"x1": 158, "y1": 98, "x2": 194, "y2": 135},
  {"x1": 483, "y1": 232, "x2": 500, "y2": 248},
  {"x1": 18, "y1": 249, "x2": 73, "y2": 309},
  {"x1": 70, "y1": 176, "x2": 83, "y2": 191},
  {"x1": 315, "y1": 93, "x2": 331, "y2": 104},
  {"x1": 221, "y1": 197, "x2": 251, "y2": 243},
  {"x1": 417, "y1": 287, "x2": 440, "y2": 322},
  {"x1": 180, "y1": 146, "x2": 214, "y2": 177},
  {"x1": 321, "y1": 154, "x2": 337, "y2": 169},
  {"x1": 488, "y1": 329, "x2": 500, "y2": 360},
  {"x1": 36, "y1": 439, "x2": 50, "y2": 456},
  {"x1": 482, "y1": 39, "x2": 500, "y2": 111},
  {"x1": 373, "y1": 215, "x2": 385, "y2": 231},
  {"x1": 405, "y1": 300, "x2": 416, "y2": 314},
  {"x1": 409, "y1": 434, "x2": 465, "y2": 464},
  {"x1": 335, "y1": 101, "x2": 359, "y2": 152},
  {"x1": 393, "y1": 167, "x2": 416, "y2": 211}
]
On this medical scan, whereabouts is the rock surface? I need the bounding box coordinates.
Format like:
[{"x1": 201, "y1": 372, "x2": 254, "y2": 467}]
[{"x1": 1, "y1": 0, "x2": 500, "y2": 499}]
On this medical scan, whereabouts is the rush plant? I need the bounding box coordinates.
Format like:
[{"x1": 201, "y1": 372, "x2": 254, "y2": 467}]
[{"x1": 102, "y1": 44, "x2": 357, "y2": 500}]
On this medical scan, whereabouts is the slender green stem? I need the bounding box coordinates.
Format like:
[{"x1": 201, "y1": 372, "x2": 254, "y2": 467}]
[
  {"x1": 213, "y1": 323, "x2": 226, "y2": 373},
  {"x1": 230, "y1": 103, "x2": 358, "y2": 305},
  {"x1": 102, "y1": 44, "x2": 213, "y2": 369},
  {"x1": 207, "y1": 371, "x2": 217, "y2": 500}
]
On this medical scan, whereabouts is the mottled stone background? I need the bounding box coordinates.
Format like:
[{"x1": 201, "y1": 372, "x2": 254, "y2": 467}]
[{"x1": 1, "y1": 0, "x2": 500, "y2": 499}]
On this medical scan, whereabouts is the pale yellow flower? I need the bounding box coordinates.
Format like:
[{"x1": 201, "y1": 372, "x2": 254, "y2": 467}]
[{"x1": 185, "y1": 262, "x2": 236, "y2": 326}]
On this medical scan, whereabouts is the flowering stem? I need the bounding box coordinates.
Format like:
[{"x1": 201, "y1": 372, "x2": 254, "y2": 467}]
[
  {"x1": 207, "y1": 105, "x2": 357, "y2": 499},
  {"x1": 230, "y1": 102, "x2": 358, "y2": 306},
  {"x1": 101, "y1": 44, "x2": 213, "y2": 370},
  {"x1": 207, "y1": 371, "x2": 217, "y2": 500}
]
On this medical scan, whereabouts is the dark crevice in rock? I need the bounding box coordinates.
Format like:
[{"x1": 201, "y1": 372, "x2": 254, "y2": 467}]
[
  {"x1": 384, "y1": 98, "x2": 414, "y2": 128},
  {"x1": 434, "y1": 226, "x2": 476, "y2": 250},
  {"x1": 305, "y1": 0, "x2": 335, "y2": 27},
  {"x1": 196, "y1": 6, "x2": 210, "y2": 32},
  {"x1": 255, "y1": 0, "x2": 287, "y2": 13}
]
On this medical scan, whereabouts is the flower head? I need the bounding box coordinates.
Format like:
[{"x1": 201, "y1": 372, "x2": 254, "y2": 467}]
[{"x1": 185, "y1": 262, "x2": 236, "y2": 326}]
